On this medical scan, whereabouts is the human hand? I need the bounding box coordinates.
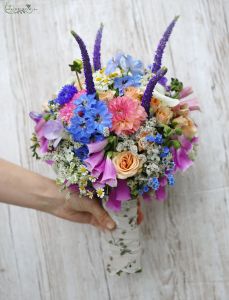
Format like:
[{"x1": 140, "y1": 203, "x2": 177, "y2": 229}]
[
  {"x1": 0, "y1": 159, "x2": 116, "y2": 231},
  {"x1": 44, "y1": 191, "x2": 116, "y2": 231}
]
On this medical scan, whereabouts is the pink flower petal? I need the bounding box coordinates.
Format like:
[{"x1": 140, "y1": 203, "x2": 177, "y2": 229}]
[
  {"x1": 84, "y1": 150, "x2": 104, "y2": 172},
  {"x1": 179, "y1": 86, "x2": 193, "y2": 98},
  {"x1": 176, "y1": 148, "x2": 193, "y2": 171},
  {"x1": 180, "y1": 97, "x2": 200, "y2": 111},
  {"x1": 116, "y1": 179, "x2": 131, "y2": 202},
  {"x1": 155, "y1": 186, "x2": 167, "y2": 201},
  {"x1": 91, "y1": 159, "x2": 106, "y2": 178},
  {"x1": 87, "y1": 139, "x2": 108, "y2": 155},
  {"x1": 100, "y1": 157, "x2": 117, "y2": 187}
]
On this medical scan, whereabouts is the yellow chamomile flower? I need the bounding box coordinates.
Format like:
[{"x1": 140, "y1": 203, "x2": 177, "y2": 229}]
[
  {"x1": 86, "y1": 190, "x2": 94, "y2": 199},
  {"x1": 96, "y1": 188, "x2": 105, "y2": 199},
  {"x1": 79, "y1": 165, "x2": 88, "y2": 176}
]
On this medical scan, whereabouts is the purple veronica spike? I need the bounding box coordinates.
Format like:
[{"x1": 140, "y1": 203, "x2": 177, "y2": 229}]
[
  {"x1": 71, "y1": 30, "x2": 96, "y2": 95},
  {"x1": 93, "y1": 23, "x2": 104, "y2": 71},
  {"x1": 152, "y1": 16, "x2": 179, "y2": 73},
  {"x1": 141, "y1": 67, "x2": 168, "y2": 115}
]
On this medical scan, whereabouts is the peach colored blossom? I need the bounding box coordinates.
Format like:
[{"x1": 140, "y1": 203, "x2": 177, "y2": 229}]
[
  {"x1": 124, "y1": 87, "x2": 142, "y2": 101},
  {"x1": 98, "y1": 90, "x2": 116, "y2": 101},
  {"x1": 173, "y1": 116, "x2": 197, "y2": 139},
  {"x1": 150, "y1": 97, "x2": 161, "y2": 113},
  {"x1": 112, "y1": 151, "x2": 143, "y2": 179},
  {"x1": 156, "y1": 106, "x2": 173, "y2": 124}
]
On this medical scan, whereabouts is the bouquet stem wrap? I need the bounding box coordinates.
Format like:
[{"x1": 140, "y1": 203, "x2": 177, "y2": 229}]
[{"x1": 102, "y1": 198, "x2": 142, "y2": 275}]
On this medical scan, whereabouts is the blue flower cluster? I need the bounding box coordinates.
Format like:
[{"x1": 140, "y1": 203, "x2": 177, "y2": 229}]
[
  {"x1": 55, "y1": 85, "x2": 77, "y2": 105},
  {"x1": 167, "y1": 174, "x2": 175, "y2": 186},
  {"x1": 148, "y1": 177, "x2": 160, "y2": 190},
  {"x1": 160, "y1": 146, "x2": 170, "y2": 158},
  {"x1": 139, "y1": 177, "x2": 160, "y2": 195},
  {"x1": 105, "y1": 52, "x2": 144, "y2": 76},
  {"x1": 145, "y1": 133, "x2": 163, "y2": 144},
  {"x1": 67, "y1": 94, "x2": 112, "y2": 144},
  {"x1": 74, "y1": 145, "x2": 89, "y2": 161}
]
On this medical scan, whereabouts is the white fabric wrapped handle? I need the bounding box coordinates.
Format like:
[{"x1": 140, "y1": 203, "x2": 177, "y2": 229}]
[{"x1": 102, "y1": 199, "x2": 142, "y2": 275}]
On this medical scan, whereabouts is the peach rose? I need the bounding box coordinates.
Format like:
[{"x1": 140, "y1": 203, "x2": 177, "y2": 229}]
[
  {"x1": 150, "y1": 97, "x2": 161, "y2": 113},
  {"x1": 112, "y1": 151, "x2": 143, "y2": 179},
  {"x1": 173, "y1": 116, "x2": 197, "y2": 138},
  {"x1": 156, "y1": 106, "x2": 173, "y2": 124},
  {"x1": 124, "y1": 87, "x2": 142, "y2": 101},
  {"x1": 98, "y1": 90, "x2": 116, "y2": 101}
]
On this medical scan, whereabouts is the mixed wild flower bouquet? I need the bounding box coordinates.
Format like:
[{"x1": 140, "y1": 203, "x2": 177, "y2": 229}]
[{"x1": 30, "y1": 16, "x2": 199, "y2": 275}]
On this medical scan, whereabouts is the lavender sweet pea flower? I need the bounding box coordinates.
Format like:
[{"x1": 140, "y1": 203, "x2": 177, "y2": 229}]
[
  {"x1": 29, "y1": 111, "x2": 42, "y2": 123},
  {"x1": 43, "y1": 120, "x2": 64, "y2": 140}
]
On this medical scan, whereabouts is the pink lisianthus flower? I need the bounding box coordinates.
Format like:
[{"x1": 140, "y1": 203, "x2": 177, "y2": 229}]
[
  {"x1": 108, "y1": 96, "x2": 147, "y2": 135},
  {"x1": 59, "y1": 89, "x2": 86, "y2": 123}
]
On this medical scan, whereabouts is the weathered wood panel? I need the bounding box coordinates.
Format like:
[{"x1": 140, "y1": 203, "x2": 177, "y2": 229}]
[{"x1": 0, "y1": 0, "x2": 229, "y2": 299}]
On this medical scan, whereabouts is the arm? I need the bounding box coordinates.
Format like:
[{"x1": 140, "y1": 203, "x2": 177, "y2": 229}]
[{"x1": 0, "y1": 159, "x2": 116, "y2": 230}]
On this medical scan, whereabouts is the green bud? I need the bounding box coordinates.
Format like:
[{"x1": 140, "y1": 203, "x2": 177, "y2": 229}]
[
  {"x1": 69, "y1": 59, "x2": 83, "y2": 73},
  {"x1": 172, "y1": 140, "x2": 181, "y2": 149}
]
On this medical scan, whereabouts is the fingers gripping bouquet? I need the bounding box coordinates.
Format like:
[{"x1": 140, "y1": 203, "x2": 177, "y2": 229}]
[{"x1": 30, "y1": 17, "x2": 199, "y2": 275}]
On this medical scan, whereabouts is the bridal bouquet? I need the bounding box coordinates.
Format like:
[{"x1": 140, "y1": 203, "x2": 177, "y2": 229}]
[{"x1": 30, "y1": 17, "x2": 199, "y2": 275}]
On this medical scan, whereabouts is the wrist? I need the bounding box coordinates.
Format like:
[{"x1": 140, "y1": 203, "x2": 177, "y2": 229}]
[{"x1": 32, "y1": 178, "x2": 64, "y2": 213}]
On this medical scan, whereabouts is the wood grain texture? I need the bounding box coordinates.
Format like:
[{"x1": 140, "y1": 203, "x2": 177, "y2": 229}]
[{"x1": 0, "y1": 0, "x2": 229, "y2": 299}]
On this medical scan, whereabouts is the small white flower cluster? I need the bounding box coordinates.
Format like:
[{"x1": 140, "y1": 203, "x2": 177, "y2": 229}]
[
  {"x1": 93, "y1": 69, "x2": 116, "y2": 91},
  {"x1": 43, "y1": 140, "x2": 96, "y2": 198}
]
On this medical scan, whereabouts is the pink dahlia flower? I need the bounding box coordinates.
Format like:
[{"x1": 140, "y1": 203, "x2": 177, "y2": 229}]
[
  {"x1": 108, "y1": 96, "x2": 147, "y2": 135},
  {"x1": 59, "y1": 89, "x2": 86, "y2": 123}
]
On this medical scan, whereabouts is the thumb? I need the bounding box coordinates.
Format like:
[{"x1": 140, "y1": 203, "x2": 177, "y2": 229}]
[{"x1": 90, "y1": 201, "x2": 116, "y2": 230}]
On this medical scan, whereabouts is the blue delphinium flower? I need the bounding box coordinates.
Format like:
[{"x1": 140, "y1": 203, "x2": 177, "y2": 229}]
[
  {"x1": 55, "y1": 85, "x2": 77, "y2": 105},
  {"x1": 167, "y1": 174, "x2": 175, "y2": 186},
  {"x1": 68, "y1": 115, "x2": 95, "y2": 143},
  {"x1": 93, "y1": 101, "x2": 112, "y2": 134},
  {"x1": 105, "y1": 52, "x2": 143, "y2": 76},
  {"x1": 160, "y1": 146, "x2": 170, "y2": 158},
  {"x1": 74, "y1": 145, "x2": 89, "y2": 161},
  {"x1": 148, "y1": 177, "x2": 160, "y2": 190},
  {"x1": 119, "y1": 54, "x2": 143, "y2": 75},
  {"x1": 105, "y1": 52, "x2": 124, "y2": 74},
  {"x1": 114, "y1": 74, "x2": 141, "y2": 95},
  {"x1": 67, "y1": 93, "x2": 112, "y2": 143}
]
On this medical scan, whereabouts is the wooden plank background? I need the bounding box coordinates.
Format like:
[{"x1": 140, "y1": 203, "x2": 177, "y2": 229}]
[{"x1": 0, "y1": 0, "x2": 229, "y2": 299}]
